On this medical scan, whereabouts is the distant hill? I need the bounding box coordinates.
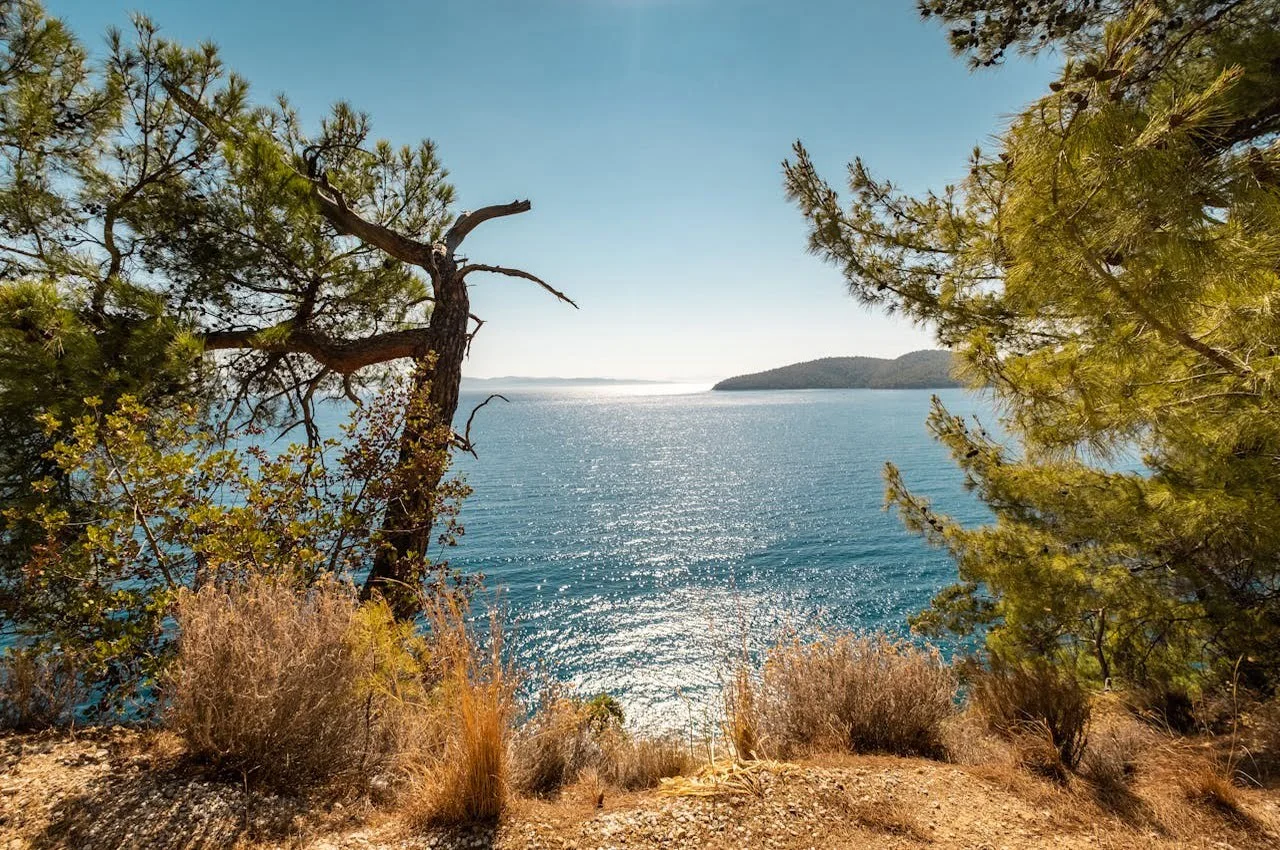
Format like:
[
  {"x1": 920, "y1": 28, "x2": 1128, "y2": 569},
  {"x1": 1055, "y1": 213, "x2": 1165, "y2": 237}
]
[{"x1": 712, "y1": 350, "x2": 960, "y2": 391}]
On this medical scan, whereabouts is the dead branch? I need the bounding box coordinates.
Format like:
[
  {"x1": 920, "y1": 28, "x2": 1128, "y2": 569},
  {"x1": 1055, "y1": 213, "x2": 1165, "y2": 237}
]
[
  {"x1": 455, "y1": 393, "x2": 510, "y2": 458},
  {"x1": 459, "y1": 263, "x2": 578, "y2": 308},
  {"x1": 445, "y1": 201, "x2": 531, "y2": 252}
]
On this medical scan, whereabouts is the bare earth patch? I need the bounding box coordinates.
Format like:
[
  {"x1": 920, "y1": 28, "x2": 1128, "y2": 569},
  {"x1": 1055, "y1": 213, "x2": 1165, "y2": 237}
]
[{"x1": 3, "y1": 729, "x2": 1280, "y2": 850}]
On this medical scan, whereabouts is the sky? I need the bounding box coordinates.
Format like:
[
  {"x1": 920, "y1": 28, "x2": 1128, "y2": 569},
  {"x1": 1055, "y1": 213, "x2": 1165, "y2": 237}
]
[{"x1": 52, "y1": 0, "x2": 1053, "y2": 381}]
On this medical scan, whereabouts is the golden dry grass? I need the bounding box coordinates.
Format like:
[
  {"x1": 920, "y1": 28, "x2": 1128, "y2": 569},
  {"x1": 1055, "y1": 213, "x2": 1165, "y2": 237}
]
[
  {"x1": 165, "y1": 578, "x2": 418, "y2": 794},
  {"x1": 601, "y1": 733, "x2": 694, "y2": 790},
  {"x1": 729, "y1": 632, "x2": 958, "y2": 761},
  {"x1": 509, "y1": 690, "x2": 601, "y2": 796},
  {"x1": 403, "y1": 602, "x2": 515, "y2": 827},
  {"x1": 509, "y1": 687, "x2": 695, "y2": 797},
  {"x1": 968, "y1": 657, "x2": 1091, "y2": 777},
  {"x1": 0, "y1": 646, "x2": 81, "y2": 731}
]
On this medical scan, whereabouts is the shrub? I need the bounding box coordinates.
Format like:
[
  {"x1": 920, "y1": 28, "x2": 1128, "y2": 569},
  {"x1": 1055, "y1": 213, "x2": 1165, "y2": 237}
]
[
  {"x1": 510, "y1": 691, "x2": 602, "y2": 796},
  {"x1": 600, "y1": 734, "x2": 692, "y2": 790},
  {"x1": 510, "y1": 687, "x2": 688, "y2": 796},
  {"x1": 1125, "y1": 683, "x2": 1201, "y2": 734},
  {"x1": 1080, "y1": 725, "x2": 1142, "y2": 788},
  {"x1": 0, "y1": 647, "x2": 82, "y2": 731},
  {"x1": 165, "y1": 578, "x2": 419, "y2": 793},
  {"x1": 968, "y1": 656, "x2": 1091, "y2": 777},
  {"x1": 749, "y1": 633, "x2": 957, "y2": 759}
]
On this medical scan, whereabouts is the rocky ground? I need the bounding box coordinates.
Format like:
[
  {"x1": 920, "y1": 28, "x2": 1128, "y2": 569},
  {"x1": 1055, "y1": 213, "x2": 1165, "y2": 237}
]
[{"x1": 3, "y1": 728, "x2": 1279, "y2": 849}]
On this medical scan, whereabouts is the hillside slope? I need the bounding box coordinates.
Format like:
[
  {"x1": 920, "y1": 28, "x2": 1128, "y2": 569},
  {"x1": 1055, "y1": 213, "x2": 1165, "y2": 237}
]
[
  {"x1": 713, "y1": 350, "x2": 960, "y2": 391},
  {"x1": 3, "y1": 726, "x2": 1277, "y2": 849}
]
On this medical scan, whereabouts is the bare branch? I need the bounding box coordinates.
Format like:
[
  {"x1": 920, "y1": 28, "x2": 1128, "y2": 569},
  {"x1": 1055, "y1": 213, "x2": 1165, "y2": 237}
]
[
  {"x1": 459, "y1": 263, "x2": 578, "y2": 308},
  {"x1": 445, "y1": 201, "x2": 531, "y2": 252},
  {"x1": 455, "y1": 393, "x2": 509, "y2": 458}
]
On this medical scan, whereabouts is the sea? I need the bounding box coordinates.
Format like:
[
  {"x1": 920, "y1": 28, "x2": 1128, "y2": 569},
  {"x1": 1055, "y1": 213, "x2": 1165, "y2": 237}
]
[{"x1": 432, "y1": 383, "x2": 995, "y2": 731}]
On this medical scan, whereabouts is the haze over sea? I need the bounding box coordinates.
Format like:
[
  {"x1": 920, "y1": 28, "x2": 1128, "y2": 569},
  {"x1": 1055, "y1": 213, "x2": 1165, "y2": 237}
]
[{"x1": 380, "y1": 383, "x2": 995, "y2": 730}]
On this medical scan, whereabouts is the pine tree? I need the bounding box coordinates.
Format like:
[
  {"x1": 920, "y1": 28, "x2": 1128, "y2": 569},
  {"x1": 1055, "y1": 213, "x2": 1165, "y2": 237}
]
[
  {"x1": 787, "y1": 0, "x2": 1280, "y2": 693},
  {"x1": 0, "y1": 2, "x2": 575, "y2": 619}
]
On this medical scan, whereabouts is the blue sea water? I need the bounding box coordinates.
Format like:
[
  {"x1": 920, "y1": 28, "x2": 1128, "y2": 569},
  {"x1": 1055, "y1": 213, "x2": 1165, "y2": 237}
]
[{"x1": 439, "y1": 384, "x2": 994, "y2": 729}]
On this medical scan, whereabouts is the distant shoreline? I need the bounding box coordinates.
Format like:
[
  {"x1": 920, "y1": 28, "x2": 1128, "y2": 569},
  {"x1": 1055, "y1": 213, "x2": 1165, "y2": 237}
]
[{"x1": 462, "y1": 376, "x2": 672, "y2": 387}]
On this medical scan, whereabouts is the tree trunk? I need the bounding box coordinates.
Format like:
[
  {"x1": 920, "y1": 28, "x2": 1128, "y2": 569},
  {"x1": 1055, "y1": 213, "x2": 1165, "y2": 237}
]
[{"x1": 361, "y1": 266, "x2": 470, "y2": 618}]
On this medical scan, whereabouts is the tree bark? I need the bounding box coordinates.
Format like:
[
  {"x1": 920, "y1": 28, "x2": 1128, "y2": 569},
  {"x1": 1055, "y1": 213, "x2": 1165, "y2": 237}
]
[{"x1": 361, "y1": 262, "x2": 471, "y2": 617}]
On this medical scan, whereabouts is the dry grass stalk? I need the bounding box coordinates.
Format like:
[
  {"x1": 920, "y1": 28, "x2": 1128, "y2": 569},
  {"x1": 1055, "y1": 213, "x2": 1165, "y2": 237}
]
[
  {"x1": 743, "y1": 632, "x2": 957, "y2": 760},
  {"x1": 165, "y1": 578, "x2": 418, "y2": 793},
  {"x1": 0, "y1": 647, "x2": 81, "y2": 731},
  {"x1": 724, "y1": 664, "x2": 762, "y2": 761},
  {"x1": 406, "y1": 601, "x2": 514, "y2": 826},
  {"x1": 658, "y1": 759, "x2": 797, "y2": 798},
  {"x1": 573, "y1": 766, "x2": 607, "y2": 809}
]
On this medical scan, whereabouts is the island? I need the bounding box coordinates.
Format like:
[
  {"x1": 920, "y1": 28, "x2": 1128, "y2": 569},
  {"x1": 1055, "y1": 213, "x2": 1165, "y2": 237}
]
[{"x1": 712, "y1": 350, "x2": 960, "y2": 391}]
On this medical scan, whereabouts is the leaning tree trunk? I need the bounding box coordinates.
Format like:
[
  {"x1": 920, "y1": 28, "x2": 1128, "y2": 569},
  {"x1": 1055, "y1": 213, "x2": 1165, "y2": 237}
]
[{"x1": 362, "y1": 265, "x2": 471, "y2": 618}]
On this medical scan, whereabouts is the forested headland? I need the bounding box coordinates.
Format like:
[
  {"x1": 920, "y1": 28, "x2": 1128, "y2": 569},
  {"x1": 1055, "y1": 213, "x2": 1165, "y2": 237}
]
[{"x1": 713, "y1": 350, "x2": 960, "y2": 390}]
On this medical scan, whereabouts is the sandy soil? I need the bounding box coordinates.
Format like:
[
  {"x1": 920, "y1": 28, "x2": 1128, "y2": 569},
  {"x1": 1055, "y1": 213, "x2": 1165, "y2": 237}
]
[{"x1": 3, "y1": 728, "x2": 1279, "y2": 849}]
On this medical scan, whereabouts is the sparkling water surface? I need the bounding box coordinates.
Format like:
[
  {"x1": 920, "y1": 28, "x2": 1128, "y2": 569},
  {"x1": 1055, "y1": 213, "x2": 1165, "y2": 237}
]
[{"x1": 431, "y1": 385, "x2": 994, "y2": 730}]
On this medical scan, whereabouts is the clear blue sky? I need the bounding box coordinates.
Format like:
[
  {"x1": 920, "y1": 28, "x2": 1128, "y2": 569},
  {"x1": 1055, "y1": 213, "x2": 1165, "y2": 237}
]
[{"x1": 52, "y1": 0, "x2": 1052, "y2": 380}]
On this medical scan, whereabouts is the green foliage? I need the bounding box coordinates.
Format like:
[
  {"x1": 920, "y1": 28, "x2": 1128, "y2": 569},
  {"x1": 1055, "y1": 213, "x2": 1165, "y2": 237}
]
[
  {"x1": 0, "y1": 0, "x2": 462, "y2": 577},
  {"x1": 788, "y1": 0, "x2": 1280, "y2": 693},
  {"x1": 918, "y1": 1, "x2": 1247, "y2": 69},
  {"x1": 5, "y1": 379, "x2": 470, "y2": 715},
  {"x1": 583, "y1": 692, "x2": 626, "y2": 731}
]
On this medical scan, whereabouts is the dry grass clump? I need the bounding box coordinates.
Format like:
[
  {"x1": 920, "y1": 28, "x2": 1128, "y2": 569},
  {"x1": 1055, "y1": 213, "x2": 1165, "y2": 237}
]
[
  {"x1": 165, "y1": 578, "x2": 420, "y2": 794},
  {"x1": 510, "y1": 689, "x2": 607, "y2": 796},
  {"x1": 940, "y1": 709, "x2": 1018, "y2": 767},
  {"x1": 405, "y1": 603, "x2": 515, "y2": 826},
  {"x1": 1177, "y1": 765, "x2": 1262, "y2": 830},
  {"x1": 0, "y1": 647, "x2": 82, "y2": 731},
  {"x1": 601, "y1": 734, "x2": 693, "y2": 790},
  {"x1": 1079, "y1": 724, "x2": 1143, "y2": 788},
  {"x1": 736, "y1": 633, "x2": 957, "y2": 760},
  {"x1": 968, "y1": 656, "x2": 1091, "y2": 778},
  {"x1": 510, "y1": 687, "x2": 692, "y2": 796}
]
